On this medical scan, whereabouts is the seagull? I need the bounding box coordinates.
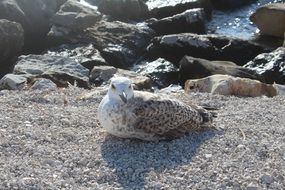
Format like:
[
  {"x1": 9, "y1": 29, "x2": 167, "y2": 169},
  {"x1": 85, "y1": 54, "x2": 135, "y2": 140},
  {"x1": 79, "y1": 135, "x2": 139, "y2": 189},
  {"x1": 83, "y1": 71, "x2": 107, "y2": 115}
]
[{"x1": 98, "y1": 77, "x2": 215, "y2": 141}]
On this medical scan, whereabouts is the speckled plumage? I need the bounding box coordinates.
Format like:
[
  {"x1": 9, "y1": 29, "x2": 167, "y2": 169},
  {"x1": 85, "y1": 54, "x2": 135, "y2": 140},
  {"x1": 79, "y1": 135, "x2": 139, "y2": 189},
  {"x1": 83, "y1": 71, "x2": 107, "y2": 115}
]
[{"x1": 98, "y1": 77, "x2": 214, "y2": 141}]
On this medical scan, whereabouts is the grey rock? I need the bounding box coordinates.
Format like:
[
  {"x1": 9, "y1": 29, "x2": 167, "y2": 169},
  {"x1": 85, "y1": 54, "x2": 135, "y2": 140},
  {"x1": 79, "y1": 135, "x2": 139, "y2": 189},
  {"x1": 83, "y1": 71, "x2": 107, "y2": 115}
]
[
  {"x1": 260, "y1": 174, "x2": 274, "y2": 185},
  {"x1": 89, "y1": 65, "x2": 117, "y2": 85},
  {"x1": 0, "y1": 74, "x2": 27, "y2": 90},
  {"x1": 0, "y1": 0, "x2": 66, "y2": 50},
  {"x1": 90, "y1": 65, "x2": 152, "y2": 90},
  {"x1": 147, "y1": 33, "x2": 268, "y2": 66},
  {"x1": 146, "y1": 0, "x2": 212, "y2": 19},
  {"x1": 13, "y1": 54, "x2": 90, "y2": 88},
  {"x1": 148, "y1": 8, "x2": 206, "y2": 35},
  {"x1": 134, "y1": 58, "x2": 179, "y2": 88},
  {"x1": 50, "y1": 0, "x2": 102, "y2": 33},
  {"x1": 98, "y1": 0, "x2": 149, "y2": 20},
  {"x1": 179, "y1": 56, "x2": 263, "y2": 85},
  {"x1": 0, "y1": 19, "x2": 24, "y2": 78},
  {"x1": 250, "y1": 3, "x2": 285, "y2": 38},
  {"x1": 45, "y1": 44, "x2": 108, "y2": 70},
  {"x1": 30, "y1": 78, "x2": 57, "y2": 91},
  {"x1": 244, "y1": 47, "x2": 285, "y2": 84}
]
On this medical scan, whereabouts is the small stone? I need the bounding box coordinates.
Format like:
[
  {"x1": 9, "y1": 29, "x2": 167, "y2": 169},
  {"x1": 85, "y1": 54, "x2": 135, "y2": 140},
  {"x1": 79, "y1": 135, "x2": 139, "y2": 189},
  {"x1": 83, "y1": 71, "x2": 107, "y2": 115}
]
[
  {"x1": 237, "y1": 144, "x2": 245, "y2": 149},
  {"x1": 260, "y1": 174, "x2": 274, "y2": 184},
  {"x1": 205, "y1": 154, "x2": 212, "y2": 159}
]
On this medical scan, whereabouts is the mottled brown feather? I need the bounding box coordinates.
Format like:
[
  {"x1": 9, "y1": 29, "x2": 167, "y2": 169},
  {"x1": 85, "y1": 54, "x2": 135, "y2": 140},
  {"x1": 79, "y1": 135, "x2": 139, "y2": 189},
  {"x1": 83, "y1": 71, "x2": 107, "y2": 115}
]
[{"x1": 124, "y1": 91, "x2": 208, "y2": 138}]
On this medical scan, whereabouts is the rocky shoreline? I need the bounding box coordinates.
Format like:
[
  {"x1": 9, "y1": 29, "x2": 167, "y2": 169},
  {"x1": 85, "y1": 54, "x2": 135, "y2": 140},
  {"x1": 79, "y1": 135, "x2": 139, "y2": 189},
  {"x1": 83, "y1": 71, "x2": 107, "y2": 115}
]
[
  {"x1": 0, "y1": 0, "x2": 285, "y2": 189},
  {"x1": 0, "y1": 0, "x2": 284, "y2": 94}
]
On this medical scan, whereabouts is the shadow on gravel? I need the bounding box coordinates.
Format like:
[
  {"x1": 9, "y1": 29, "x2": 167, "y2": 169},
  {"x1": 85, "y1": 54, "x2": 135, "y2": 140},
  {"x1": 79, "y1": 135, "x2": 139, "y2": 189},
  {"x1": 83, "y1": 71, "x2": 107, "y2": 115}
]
[{"x1": 101, "y1": 129, "x2": 220, "y2": 189}]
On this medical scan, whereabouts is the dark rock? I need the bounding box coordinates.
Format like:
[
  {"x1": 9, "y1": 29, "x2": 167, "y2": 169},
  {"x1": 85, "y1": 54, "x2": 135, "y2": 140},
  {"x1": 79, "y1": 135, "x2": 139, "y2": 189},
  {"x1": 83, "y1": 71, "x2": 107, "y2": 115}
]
[
  {"x1": 0, "y1": 0, "x2": 66, "y2": 52},
  {"x1": 250, "y1": 3, "x2": 285, "y2": 38},
  {"x1": 98, "y1": 0, "x2": 149, "y2": 20},
  {"x1": 148, "y1": 8, "x2": 206, "y2": 35},
  {"x1": 0, "y1": 19, "x2": 24, "y2": 78},
  {"x1": 13, "y1": 54, "x2": 90, "y2": 88},
  {"x1": 45, "y1": 44, "x2": 108, "y2": 70},
  {"x1": 90, "y1": 65, "x2": 152, "y2": 90},
  {"x1": 147, "y1": 33, "x2": 268, "y2": 66},
  {"x1": 49, "y1": 15, "x2": 154, "y2": 68},
  {"x1": 244, "y1": 47, "x2": 285, "y2": 84},
  {"x1": 146, "y1": 0, "x2": 212, "y2": 19},
  {"x1": 134, "y1": 58, "x2": 179, "y2": 88},
  {"x1": 179, "y1": 56, "x2": 263, "y2": 85},
  {"x1": 210, "y1": 0, "x2": 256, "y2": 10},
  {"x1": 0, "y1": 74, "x2": 27, "y2": 90}
]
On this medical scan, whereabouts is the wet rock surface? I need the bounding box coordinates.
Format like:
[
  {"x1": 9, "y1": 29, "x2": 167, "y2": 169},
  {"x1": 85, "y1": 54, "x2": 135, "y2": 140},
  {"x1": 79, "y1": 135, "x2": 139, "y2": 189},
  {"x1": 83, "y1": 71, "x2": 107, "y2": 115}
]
[
  {"x1": 0, "y1": 19, "x2": 24, "y2": 78},
  {"x1": 134, "y1": 58, "x2": 179, "y2": 87},
  {"x1": 179, "y1": 56, "x2": 263, "y2": 85},
  {"x1": 148, "y1": 8, "x2": 206, "y2": 35},
  {"x1": 147, "y1": 33, "x2": 268, "y2": 65},
  {"x1": 146, "y1": 0, "x2": 213, "y2": 19},
  {"x1": 244, "y1": 47, "x2": 285, "y2": 84}
]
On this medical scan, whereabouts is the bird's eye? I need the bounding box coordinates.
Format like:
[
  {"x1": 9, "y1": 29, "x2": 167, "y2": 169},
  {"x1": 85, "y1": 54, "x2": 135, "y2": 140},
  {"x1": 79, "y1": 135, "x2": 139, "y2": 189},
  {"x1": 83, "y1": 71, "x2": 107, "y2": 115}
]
[
  {"x1": 128, "y1": 84, "x2": 132, "y2": 89},
  {"x1": 111, "y1": 84, "x2": 116, "y2": 90}
]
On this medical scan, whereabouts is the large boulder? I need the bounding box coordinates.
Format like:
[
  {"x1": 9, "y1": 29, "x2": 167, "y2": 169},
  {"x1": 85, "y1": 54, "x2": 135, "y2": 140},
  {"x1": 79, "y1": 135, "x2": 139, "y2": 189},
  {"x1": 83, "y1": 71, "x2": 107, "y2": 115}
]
[
  {"x1": 0, "y1": 0, "x2": 66, "y2": 51},
  {"x1": 45, "y1": 44, "x2": 108, "y2": 70},
  {"x1": 179, "y1": 56, "x2": 263, "y2": 85},
  {"x1": 0, "y1": 19, "x2": 24, "y2": 78},
  {"x1": 48, "y1": 0, "x2": 154, "y2": 68},
  {"x1": 98, "y1": 0, "x2": 149, "y2": 20},
  {"x1": 13, "y1": 54, "x2": 90, "y2": 88},
  {"x1": 185, "y1": 74, "x2": 278, "y2": 97},
  {"x1": 0, "y1": 74, "x2": 27, "y2": 90},
  {"x1": 146, "y1": 0, "x2": 212, "y2": 19},
  {"x1": 148, "y1": 8, "x2": 206, "y2": 35},
  {"x1": 50, "y1": 0, "x2": 102, "y2": 34},
  {"x1": 244, "y1": 47, "x2": 285, "y2": 84},
  {"x1": 90, "y1": 65, "x2": 152, "y2": 90},
  {"x1": 210, "y1": 0, "x2": 256, "y2": 10},
  {"x1": 49, "y1": 16, "x2": 154, "y2": 68},
  {"x1": 250, "y1": 3, "x2": 285, "y2": 38},
  {"x1": 147, "y1": 33, "x2": 267, "y2": 66},
  {"x1": 134, "y1": 58, "x2": 179, "y2": 87}
]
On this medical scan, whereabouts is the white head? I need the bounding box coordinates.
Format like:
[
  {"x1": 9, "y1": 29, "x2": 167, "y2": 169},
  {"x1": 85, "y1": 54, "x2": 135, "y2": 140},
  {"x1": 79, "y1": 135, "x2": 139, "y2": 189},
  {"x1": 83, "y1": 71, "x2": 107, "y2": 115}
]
[{"x1": 107, "y1": 77, "x2": 134, "y2": 103}]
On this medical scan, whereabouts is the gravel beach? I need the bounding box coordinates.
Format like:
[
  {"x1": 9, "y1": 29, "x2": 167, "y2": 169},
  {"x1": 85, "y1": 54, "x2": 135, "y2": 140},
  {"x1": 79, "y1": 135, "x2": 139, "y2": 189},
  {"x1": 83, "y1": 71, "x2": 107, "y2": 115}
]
[{"x1": 0, "y1": 87, "x2": 284, "y2": 189}]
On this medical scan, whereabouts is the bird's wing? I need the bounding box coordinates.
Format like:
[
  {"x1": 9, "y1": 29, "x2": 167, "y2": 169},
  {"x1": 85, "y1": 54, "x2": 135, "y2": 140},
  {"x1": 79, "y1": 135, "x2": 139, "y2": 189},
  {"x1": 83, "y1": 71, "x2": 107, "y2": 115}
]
[{"x1": 128, "y1": 91, "x2": 204, "y2": 137}]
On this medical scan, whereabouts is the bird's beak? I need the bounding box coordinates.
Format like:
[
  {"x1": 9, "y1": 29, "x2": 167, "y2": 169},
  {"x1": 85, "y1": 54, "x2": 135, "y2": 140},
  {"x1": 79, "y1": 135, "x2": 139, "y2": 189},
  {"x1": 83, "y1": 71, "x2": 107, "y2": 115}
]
[{"x1": 119, "y1": 92, "x2": 128, "y2": 103}]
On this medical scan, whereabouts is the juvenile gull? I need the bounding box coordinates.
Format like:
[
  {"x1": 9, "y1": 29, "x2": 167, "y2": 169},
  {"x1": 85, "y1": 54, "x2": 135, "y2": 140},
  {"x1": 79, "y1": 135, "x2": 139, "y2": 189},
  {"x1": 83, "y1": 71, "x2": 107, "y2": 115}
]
[{"x1": 98, "y1": 77, "x2": 215, "y2": 141}]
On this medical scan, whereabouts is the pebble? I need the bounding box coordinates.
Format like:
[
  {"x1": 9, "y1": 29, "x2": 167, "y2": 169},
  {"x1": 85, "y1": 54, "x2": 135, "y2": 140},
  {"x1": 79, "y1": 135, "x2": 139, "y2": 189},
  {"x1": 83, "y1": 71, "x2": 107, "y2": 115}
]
[{"x1": 260, "y1": 174, "x2": 274, "y2": 184}]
